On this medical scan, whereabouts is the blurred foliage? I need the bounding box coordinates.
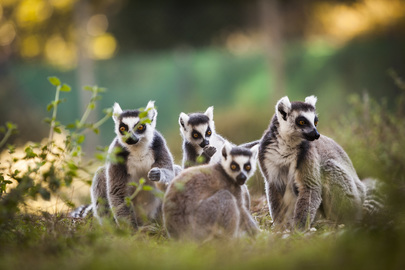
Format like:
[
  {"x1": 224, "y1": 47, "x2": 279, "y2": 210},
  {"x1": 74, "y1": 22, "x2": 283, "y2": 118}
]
[
  {"x1": 0, "y1": 77, "x2": 111, "y2": 228},
  {"x1": 327, "y1": 70, "x2": 405, "y2": 224}
]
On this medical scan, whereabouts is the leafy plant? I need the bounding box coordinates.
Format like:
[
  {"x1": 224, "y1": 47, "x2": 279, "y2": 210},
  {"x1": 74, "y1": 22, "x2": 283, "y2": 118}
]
[{"x1": 0, "y1": 77, "x2": 111, "y2": 228}]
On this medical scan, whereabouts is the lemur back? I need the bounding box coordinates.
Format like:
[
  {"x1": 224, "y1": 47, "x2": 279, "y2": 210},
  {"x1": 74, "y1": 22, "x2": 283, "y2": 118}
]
[
  {"x1": 258, "y1": 96, "x2": 377, "y2": 230},
  {"x1": 89, "y1": 101, "x2": 177, "y2": 228},
  {"x1": 163, "y1": 143, "x2": 260, "y2": 241}
]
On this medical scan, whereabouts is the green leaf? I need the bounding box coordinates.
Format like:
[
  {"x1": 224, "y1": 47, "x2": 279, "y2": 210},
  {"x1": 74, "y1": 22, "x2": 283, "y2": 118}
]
[
  {"x1": 6, "y1": 122, "x2": 17, "y2": 130},
  {"x1": 67, "y1": 162, "x2": 78, "y2": 170},
  {"x1": 83, "y1": 86, "x2": 93, "y2": 91},
  {"x1": 54, "y1": 127, "x2": 61, "y2": 134},
  {"x1": 66, "y1": 123, "x2": 76, "y2": 129},
  {"x1": 77, "y1": 134, "x2": 85, "y2": 144},
  {"x1": 39, "y1": 187, "x2": 51, "y2": 201},
  {"x1": 24, "y1": 146, "x2": 37, "y2": 159},
  {"x1": 8, "y1": 145, "x2": 16, "y2": 154},
  {"x1": 139, "y1": 111, "x2": 148, "y2": 119},
  {"x1": 48, "y1": 76, "x2": 61, "y2": 86},
  {"x1": 89, "y1": 103, "x2": 95, "y2": 110},
  {"x1": 125, "y1": 196, "x2": 131, "y2": 206},
  {"x1": 44, "y1": 118, "x2": 52, "y2": 124},
  {"x1": 47, "y1": 103, "x2": 54, "y2": 111},
  {"x1": 141, "y1": 119, "x2": 152, "y2": 124},
  {"x1": 60, "y1": 84, "x2": 71, "y2": 92},
  {"x1": 142, "y1": 185, "x2": 153, "y2": 191},
  {"x1": 139, "y1": 178, "x2": 145, "y2": 185}
]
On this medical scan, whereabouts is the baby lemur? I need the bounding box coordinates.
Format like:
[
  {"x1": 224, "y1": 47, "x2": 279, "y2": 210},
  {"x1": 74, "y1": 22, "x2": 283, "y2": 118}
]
[
  {"x1": 259, "y1": 96, "x2": 369, "y2": 230},
  {"x1": 91, "y1": 101, "x2": 177, "y2": 228},
  {"x1": 163, "y1": 142, "x2": 260, "y2": 241}
]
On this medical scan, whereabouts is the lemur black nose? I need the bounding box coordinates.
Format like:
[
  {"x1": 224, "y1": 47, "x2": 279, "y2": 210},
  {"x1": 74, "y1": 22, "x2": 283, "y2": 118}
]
[
  {"x1": 126, "y1": 134, "x2": 139, "y2": 145},
  {"x1": 236, "y1": 173, "x2": 247, "y2": 185},
  {"x1": 304, "y1": 129, "x2": 320, "y2": 141},
  {"x1": 199, "y1": 139, "x2": 209, "y2": 148}
]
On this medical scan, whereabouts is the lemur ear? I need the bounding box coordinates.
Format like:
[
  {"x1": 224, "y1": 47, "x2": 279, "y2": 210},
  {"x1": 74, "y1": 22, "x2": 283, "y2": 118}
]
[
  {"x1": 276, "y1": 96, "x2": 291, "y2": 121},
  {"x1": 113, "y1": 102, "x2": 122, "y2": 123},
  {"x1": 222, "y1": 142, "x2": 232, "y2": 160},
  {"x1": 250, "y1": 144, "x2": 259, "y2": 159},
  {"x1": 145, "y1": 100, "x2": 157, "y2": 123},
  {"x1": 205, "y1": 106, "x2": 214, "y2": 120},
  {"x1": 179, "y1": 112, "x2": 189, "y2": 129},
  {"x1": 305, "y1": 95, "x2": 317, "y2": 108}
]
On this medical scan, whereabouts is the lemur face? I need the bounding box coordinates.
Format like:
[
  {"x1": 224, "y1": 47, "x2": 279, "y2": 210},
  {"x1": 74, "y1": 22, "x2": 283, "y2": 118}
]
[
  {"x1": 276, "y1": 96, "x2": 320, "y2": 142},
  {"x1": 112, "y1": 101, "x2": 157, "y2": 147},
  {"x1": 179, "y1": 106, "x2": 215, "y2": 148},
  {"x1": 221, "y1": 143, "x2": 259, "y2": 185}
]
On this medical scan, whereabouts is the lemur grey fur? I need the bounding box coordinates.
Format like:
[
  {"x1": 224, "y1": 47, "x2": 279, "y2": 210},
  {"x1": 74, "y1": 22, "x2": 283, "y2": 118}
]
[
  {"x1": 89, "y1": 101, "x2": 177, "y2": 228},
  {"x1": 163, "y1": 142, "x2": 260, "y2": 241},
  {"x1": 258, "y1": 95, "x2": 369, "y2": 230},
  {"x1": 179, "y1": 106, "x2": 226, "y2": 168}
]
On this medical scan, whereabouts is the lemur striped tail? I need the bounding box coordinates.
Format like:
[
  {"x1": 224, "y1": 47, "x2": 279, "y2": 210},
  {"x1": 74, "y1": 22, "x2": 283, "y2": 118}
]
[
  {"x1": 69, "y1": 204, "x2": 93, "y2": 218},
  {"x1": 362, "y1": 178, "x2": 385, "y2": 217}
]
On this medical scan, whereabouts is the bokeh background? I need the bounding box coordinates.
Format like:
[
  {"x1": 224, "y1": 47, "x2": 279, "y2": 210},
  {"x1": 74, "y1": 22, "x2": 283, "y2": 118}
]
[{"x1": 1, "y1": 0, "x2": 404, "y2": 170}]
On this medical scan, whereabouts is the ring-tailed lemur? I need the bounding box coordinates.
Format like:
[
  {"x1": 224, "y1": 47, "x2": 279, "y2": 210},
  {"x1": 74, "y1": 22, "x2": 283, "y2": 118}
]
[
  {"x1": 179, "y1": 106, "x2": 225, "y2": 168},
  {"x1": 163, "y1": 142, "x2": 260, "y2": 241},
  {"x1": 258, "y1": 95, "x2": 376, "y2": 230},
  {"x1": 71, "y1": 101, "x2": 178, "y2": 228}
]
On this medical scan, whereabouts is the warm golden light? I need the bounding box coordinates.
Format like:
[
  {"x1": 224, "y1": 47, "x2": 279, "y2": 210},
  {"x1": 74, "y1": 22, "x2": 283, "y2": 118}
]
[
  {"x1": 21, "y1": 35, "x2": 41, "y2": 58},
  {"x1": 16, "y1": 0, "x2": 53, "y2": 27},
  {"x1": 0, "y1": 21, "x2": 16, "y2": 46},
  {"x1": 45, "y1": 35, "x2": 77, "y2": 69},
  {"x1": 49, "y1": 0, "x2": 75, "y2": 10},
  {"x1": 0, "y1": 0, "x2": 18, "y2": 7},
  {"x1": 311, "y1": 0, "x2": 405, "y2": 43},
  {"x1": 89, "y1": 33, "x2": 117, "y2": 60}
]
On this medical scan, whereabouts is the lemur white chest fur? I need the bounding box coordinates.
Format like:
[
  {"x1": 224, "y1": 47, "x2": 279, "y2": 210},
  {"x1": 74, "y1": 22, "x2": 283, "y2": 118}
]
[{"x1": 125, "y1": 143, "x2": 155, "y2": 182}]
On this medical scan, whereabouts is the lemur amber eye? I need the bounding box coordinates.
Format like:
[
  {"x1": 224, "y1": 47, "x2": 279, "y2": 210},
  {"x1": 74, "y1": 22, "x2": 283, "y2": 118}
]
[
  {"x1": 231, "y1": 164, "x2": 237, "y2": 170},
  {"x1": 137, "y1": 125, "x2": 144, "y2": 131},
  {"x1": 193, "y1": 133, "x2": 199, "y2": 138},
  {"x1": 245, "y1": 165, "x2": 251, "y2": 171},
  {"x1": 314, "y1": 120, "x2": 318, "y2": 126},
  {"x1": 299, "y1": 120, "x2": 305, "y2": 126},
  {"x1": 120, "y1": 126, "x2": 126, "y2": 132},
  {"x1": 207, "y1": 130, "x2": 211, "y2": 136}
]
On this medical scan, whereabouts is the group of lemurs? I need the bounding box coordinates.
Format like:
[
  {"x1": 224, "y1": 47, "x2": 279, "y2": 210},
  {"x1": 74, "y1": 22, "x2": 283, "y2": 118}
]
[{"x1": 70, "y1": 96, "x2": 382, "y2": 241}]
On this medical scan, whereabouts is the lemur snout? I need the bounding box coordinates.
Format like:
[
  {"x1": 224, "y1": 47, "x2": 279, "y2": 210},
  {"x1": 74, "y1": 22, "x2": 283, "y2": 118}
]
[
  {"x1": 199, "y1": 139, "x2": 209, "y2": 148},
  {"x1": 304, "y1": 129, "x2": 320, "y2": 141},
  {"x1": 236, "y1": 173, "x2": 247, "y2": 185},
  {"x1": 126, "y1": 134, "x2": 139, "y2": 145}
]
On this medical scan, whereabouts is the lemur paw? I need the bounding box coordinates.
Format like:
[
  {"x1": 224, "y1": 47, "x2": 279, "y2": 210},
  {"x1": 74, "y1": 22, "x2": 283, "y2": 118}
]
[
  {"x1": 148, "y1": 168, "x2": 161, "y2": 182},
  {"x1": 203, "y1": 146, "x2": 216, "y2": 157}
]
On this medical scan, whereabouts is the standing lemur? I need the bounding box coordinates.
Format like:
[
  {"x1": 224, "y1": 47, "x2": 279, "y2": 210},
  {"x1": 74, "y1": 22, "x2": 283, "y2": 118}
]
[
  {"x1": 259, "y1": 95, "x2": 373, "y2": 230},
  {"x1": 89, "y1": 101, "x2": 178, "y2": 228},
  {"x1": 163, "y1": 142, "x2": 260, "y2": 241}
]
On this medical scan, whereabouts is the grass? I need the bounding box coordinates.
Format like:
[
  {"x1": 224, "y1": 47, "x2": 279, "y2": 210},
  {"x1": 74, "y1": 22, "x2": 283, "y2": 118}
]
[{"x1": 1, "y1": 210, "x2": 405, "y2": 270}]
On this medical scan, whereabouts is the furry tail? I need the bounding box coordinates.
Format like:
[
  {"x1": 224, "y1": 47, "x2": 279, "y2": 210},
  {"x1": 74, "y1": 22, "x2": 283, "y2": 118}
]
[
  {"x1": 239, "y1": 140, "x2": 260, "y2": 149},
  {"x1": 362, "y1": 178, "x2": 385, "y2": 218},
  {"x1": 69, "y1": 204, "x2": 93, "y2": 218}
]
